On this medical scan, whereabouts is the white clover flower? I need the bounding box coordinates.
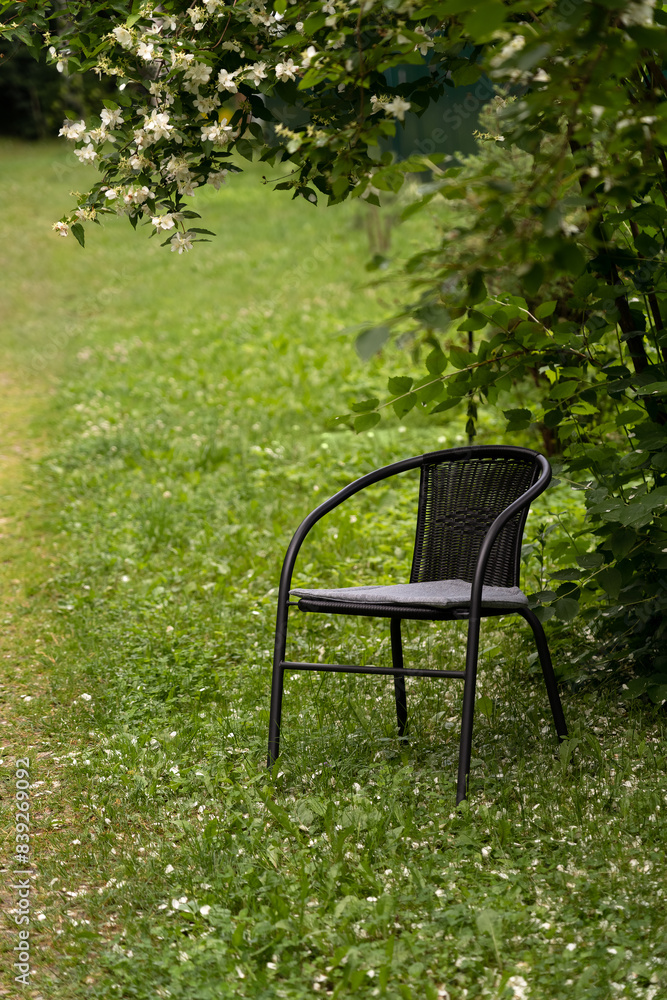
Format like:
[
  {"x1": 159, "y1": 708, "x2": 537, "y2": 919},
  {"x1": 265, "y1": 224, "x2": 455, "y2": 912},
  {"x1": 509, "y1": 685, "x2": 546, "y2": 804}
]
[
  {"x1": 170, "y1": 231, "x2": 195, "y2": 254},
  {"x1": 199, "y1": 904, "x2": 211, "y2": 916},
  {"x1": 100, "y1": 108, "x2": 124, "y2": 129},
  {"x1": 275, "y1": 58, "x2": 298, "y2": 82},
  {"x1": 152, "y1": 214, "x2": 176, "y2": 231},
  {"x1": 207, "y1": 168, "x2": 229, "y2": 189},
  {"x1": 165, "y1": 864, "x2": 174, "y2": 874},
  {"x1": 79, "y1": 693, "x2": 93, "y2": 701},
  {"x1": 245, "y1": 61, "x2": 267, "y2": 86},
  {"x1": 74, "y1": 143, "x2": 98, "y2": 163},
  {"x1": 193, "y1": 94, "x2": 220, "y2": 114},
  {"x1": 59, "y1": 119, "x2": 87, "y2": 140},
  {"x1": 52, "y1": 221, "x2": 69, "y2": 237},
  {"x1": 201, "y1": 122, "x2": 232, "y2": 145},
  {"x1": 136, "y1": 40, "x2": 155, "y2": 61},
  {"x1": 301, "y1": 45, "x2": 318, "y2": 68},
  {"x1": 217, "y1": 68, "x2": 239, "y2": 93},
  {"x1": 384, "y1": 96, "x2": 411, "y2": 121},
  {"x1": 112, "y1": 25, "x2": 133, "y2": 49}
]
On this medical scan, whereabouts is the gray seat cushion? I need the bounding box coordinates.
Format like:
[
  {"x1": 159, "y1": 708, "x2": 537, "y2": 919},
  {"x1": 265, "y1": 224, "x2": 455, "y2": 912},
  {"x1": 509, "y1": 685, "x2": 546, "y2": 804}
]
[{"x1": 291, "y1": 579, "x2": 528, "y2": 609}]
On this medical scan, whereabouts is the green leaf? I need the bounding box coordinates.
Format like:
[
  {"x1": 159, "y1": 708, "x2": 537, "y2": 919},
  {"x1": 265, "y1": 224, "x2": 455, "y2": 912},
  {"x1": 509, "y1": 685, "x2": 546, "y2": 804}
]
[
  {"x1": 425, "y1": 348, "x2": 447, "y2": 375},
  {"x1": 392, "y1": 393, "x2": 417, "y2": 419},
  {"x1": 597, "y1": 567, "x2": 623, "y2": 600},
  {"x1": 535, "y1": 300, "x2": 557, "y2": 319},
  {"x1": 387, "y1": 376, "x2": 413, "y2": 395},
  {"x1": 350, "y1": 398, "x2": 379, "y2": 413},
  {"x1": 549, "y1": 380, "x2": 580, "y2": 401},
  {"x1": 70, "y1": 223, "x2": 85, "y2": 248},
  {"x1": 355, "y1": 325, "x2": 391, "y2": 360},
  {"x1": 235, "y1": 139, "x2": 254, "y2": 161},
  {"x1": 354, "y1": 412, "x2": 381, "y2": 433},
  {"x1": 554, "y1": 598, "x2": 579, "y2": 621},
  {"x1": 458, "y1": 310, "x2": 487, "y2": 332},
  {"x1": 449, "y1": 347, "x2": 475, "y2": 370}
]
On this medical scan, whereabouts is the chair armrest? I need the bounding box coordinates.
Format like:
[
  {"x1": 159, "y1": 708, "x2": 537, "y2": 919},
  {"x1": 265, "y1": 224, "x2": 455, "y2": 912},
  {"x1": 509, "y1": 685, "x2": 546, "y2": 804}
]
[
  {"x1": 275, "y1": 454, "x2": 425, "y2": 608},
  {"x1": 468, "y1": 453, "x2": 551, "y2": 619}
]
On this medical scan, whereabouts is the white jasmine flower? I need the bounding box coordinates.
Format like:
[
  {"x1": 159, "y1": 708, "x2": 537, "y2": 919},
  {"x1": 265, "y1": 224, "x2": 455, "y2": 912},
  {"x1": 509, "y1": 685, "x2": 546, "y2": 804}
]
[
  {"x1": 193, "y1": 94, "x2": 220, "y2": 114},
  {"x1": 74, "y1": 143, "x2": 98, "y2": 163},
  {"x1": 322, "y1": 0, "x2": 336, "y2": 12},
  {"x1": 384, "y1": 96, "x2": 411, "y2": 121},
  {"x1": 246, "y1": 61, "x2": 268, "y2": 86},
  {"x1": 52, "y1": 221, "x2": 69, "y2": 237},
  {"x1": 491, "y1": 34, "x2": 526, "y2": 67},
  {"x1": 112, "y1": 25, "x2": 133, "y2": 48},
  {"x1": 59, "y1": 119, "x2": 87, "y2": 140},
  {"x1": 188, "y1": 6, "x2": 206, "y2": 29},
  {"x1": 144, "y1": 110, "x2": 173, "y2": 141},
  {"x1": 100, "y1": 108, "x2": 124, "y2": 128},
  {"x1": 184, "y1": 63, "x2": 213, "y2": 87},
  {"x1": 414, "y1": 25, "x2": 434, "y2": 56},
  {"x1": 301, "y1": 45, "x2": 318, "y2": 68},
  {"x1": 136, "y1": 40, "x2": 155, "y2": 61},
  {"x1": 275, "y1": 58, "x2": 298, "y2": 81},
  {"x1": 208, "y1": 168, "x2": 229, "y2": 189},
  {"x1": 124, "y1": 185, "x2": 153, "y2": 205},
  {"x1": 622, "y1": 0, "x2": 655, "y2": 27},
  {"x1": 86, "y1": 127, "x2": 107, "y2": 144},
  {"x1": 152, "y1": 214, "x2": 176, "y2": 231},
  {"x1": 217, "y1": 67, "x2": 239, "y2": 93},
  {"x1": 201, "y1": 122, "x2": 232, "y2": 144},
  {"x1": 170, "y1": 231, "x2": 195, "y2": 253}
]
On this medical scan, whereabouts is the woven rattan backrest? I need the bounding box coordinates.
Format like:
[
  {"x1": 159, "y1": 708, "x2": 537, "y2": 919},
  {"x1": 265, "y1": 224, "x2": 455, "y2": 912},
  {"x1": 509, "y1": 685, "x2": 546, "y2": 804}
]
[{"x1": 410, "y1": 448, "x2": 540, "y2": 588}]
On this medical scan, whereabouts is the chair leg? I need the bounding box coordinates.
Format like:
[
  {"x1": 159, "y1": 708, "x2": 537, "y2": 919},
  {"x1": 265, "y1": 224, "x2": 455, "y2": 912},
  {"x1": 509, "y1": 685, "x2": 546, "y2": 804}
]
[
  {"x1": 390, "y1": 617, "x2": 408, "y2": 739},
  {"x1": 518, "y1": 607, "x2": 568, "y2": 741},
  {"x1": 456, "y1": 615, "x2": 482, "y2": 804},
  {"x1": 267, "y1": 601, "x2": 289, "y2": 768}
]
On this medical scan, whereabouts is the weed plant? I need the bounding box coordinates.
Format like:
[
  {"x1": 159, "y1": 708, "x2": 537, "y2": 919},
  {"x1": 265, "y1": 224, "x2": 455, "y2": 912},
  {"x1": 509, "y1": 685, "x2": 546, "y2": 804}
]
[{"x1": 1, "y1": 142, "x2": 665, "y2": 999}]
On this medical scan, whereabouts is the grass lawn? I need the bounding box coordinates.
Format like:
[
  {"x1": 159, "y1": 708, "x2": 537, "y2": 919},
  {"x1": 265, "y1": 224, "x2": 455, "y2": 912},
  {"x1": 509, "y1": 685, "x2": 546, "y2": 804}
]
[{"x1": 0, "y1": 139, "x2": 665, "y2": 1000}]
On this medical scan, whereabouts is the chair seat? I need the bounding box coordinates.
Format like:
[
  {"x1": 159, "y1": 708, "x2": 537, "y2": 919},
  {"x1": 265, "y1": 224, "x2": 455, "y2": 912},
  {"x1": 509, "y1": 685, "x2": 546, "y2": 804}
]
[{"x1": 291, "y1": 579, "x2": 529, "y2": 609}]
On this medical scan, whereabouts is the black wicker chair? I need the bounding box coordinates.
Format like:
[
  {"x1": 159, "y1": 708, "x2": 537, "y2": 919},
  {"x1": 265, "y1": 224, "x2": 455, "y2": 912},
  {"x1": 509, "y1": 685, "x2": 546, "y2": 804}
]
[{"x1": 267, "y1": 445, "x2": 567, "y2": 802}]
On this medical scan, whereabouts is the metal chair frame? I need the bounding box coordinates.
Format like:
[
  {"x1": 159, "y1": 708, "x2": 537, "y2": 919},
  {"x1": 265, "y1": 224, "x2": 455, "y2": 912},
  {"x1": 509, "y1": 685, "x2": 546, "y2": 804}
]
[{"x1": 267, "y1": 445, "x2": 568, "y2": 802}]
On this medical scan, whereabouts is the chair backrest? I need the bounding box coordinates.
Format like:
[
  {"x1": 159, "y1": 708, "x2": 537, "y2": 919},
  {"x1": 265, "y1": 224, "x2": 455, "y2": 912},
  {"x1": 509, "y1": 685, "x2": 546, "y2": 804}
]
[{"x1": 410, "y1": 447, "x2": 544, "y2": 588}]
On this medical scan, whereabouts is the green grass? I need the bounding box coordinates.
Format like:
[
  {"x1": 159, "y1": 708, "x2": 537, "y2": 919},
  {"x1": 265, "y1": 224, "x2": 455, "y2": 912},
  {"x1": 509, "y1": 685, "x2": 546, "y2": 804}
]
[{"x1": 0, "y1": 140, "x2": 666, "y2": 1000}]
